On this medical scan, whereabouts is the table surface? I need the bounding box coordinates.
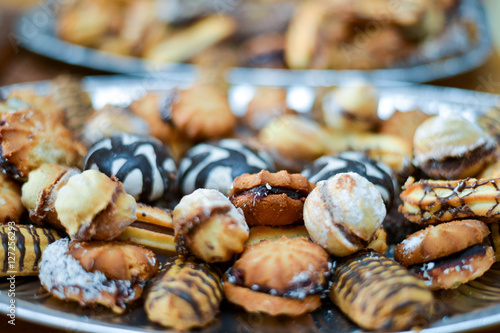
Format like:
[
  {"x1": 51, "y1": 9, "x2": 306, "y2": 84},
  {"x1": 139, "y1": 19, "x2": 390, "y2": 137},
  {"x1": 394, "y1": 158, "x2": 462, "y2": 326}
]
[{"x1": 2, "y1": 1, "x2": 500, "y2": 332}]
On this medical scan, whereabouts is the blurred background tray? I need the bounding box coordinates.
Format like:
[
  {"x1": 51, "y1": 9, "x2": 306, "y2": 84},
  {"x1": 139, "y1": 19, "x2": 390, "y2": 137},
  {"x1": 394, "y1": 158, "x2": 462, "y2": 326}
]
[{"x1": 12, "y1": 0, "x2": 492, "y2": 85}]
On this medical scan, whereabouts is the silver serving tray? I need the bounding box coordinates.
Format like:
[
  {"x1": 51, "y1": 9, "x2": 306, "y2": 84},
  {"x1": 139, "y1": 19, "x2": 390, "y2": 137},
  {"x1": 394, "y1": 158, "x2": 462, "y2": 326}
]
[
  {"x1": 13, "y1": 0, "x2": 492, "y2": 85},
  {"x1": 1, "y1": 76, "x2": 500, "y2": 333}
]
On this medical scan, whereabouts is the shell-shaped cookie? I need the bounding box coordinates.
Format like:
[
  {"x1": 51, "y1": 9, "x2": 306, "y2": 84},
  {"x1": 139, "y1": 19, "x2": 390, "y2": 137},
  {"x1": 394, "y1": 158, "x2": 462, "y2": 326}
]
[
  {"x1": 145, "y1": 256, "x2": 222, "y2": 330},
  {"x1": 0, "y1": 225, "x2": 60, "y2": 277},
  {"x1": 230, "y1": 237, "x2": 330, "y2": 297},
  {"x1": 330, "y1": 250, "x2": 434, "y2": 332},
  {"x1": 0, "y1": 108, "x2": 87, "y2": 180}
]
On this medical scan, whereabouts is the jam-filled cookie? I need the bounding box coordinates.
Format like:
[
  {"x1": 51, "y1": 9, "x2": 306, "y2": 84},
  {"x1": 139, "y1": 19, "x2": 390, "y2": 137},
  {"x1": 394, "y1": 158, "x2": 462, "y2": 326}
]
[
  {"x1": 394, "y1": 219, "x2": 495, "y2": 290},
  {"x1": 173, "y1": 189, "x2": 248, "y2": 262},
  {"x1": 223, "y1": 237, "x2": 330, "y2": 316},
  {"x1": 178, "y1": 139, "x2": 274, "y2": 196},
  {"x1": 39, "y1": 239, "x2": 159, "y2": 313},
  {"x1": 304, "y1": 172, "x2": 386, "y2": 256},
  {"x1": 413, "y1": 116, "x2": 497, "y2": 180},
  {"x1": 229, "y1": 170, "x2": 314, "y2": 226}
]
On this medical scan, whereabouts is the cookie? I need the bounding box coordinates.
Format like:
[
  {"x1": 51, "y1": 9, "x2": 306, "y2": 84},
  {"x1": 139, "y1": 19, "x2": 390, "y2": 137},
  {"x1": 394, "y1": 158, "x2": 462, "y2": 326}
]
[
  {"x1": 304, "y1": 172, "x2": 386, "y2": 256},
  {"x1": 223, "y1": 237, "x2": 330, "y2": 316},
  {"x1": 229, "y1": 170, "x2": 314, "y2": 226},
  {"x1": 301, "y1": 152, "x2": 397, "y2": 209},
  {"x1": 84, "y1": 133, "x2": 178, "y2": 203},
  {"x1": 173, "y1": 189, "x2": 248, "y2": 262},
  {"x1": 413, "y1": 116, "x2": 497, "y2": 180},
  {"x1": 394, "y1": 219, "x2": 490, "y2": 267},
  {"x1": 178, "y1": 139, "x2": 274, "y2": 196}
]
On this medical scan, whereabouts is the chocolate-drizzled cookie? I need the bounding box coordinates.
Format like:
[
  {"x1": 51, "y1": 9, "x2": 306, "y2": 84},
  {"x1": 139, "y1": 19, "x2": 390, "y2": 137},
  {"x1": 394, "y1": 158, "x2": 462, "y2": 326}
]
[
  {"x1": 145, "y1": 256, "x2": 222, "y2": 330},
  {"x1": 399, "y1": 177, "x2": 500, "y2": 225},
  {"x1": 0, "y1": 225, "x2": 60, "y2": 277},
  {"x1": 330, "y1": 250, "x2": 434, "y2": 331}
]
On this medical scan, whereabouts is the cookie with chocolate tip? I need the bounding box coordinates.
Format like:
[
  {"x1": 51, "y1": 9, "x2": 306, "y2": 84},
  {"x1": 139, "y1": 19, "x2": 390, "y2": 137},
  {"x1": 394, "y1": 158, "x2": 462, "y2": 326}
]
[{"x1": 394, "y1": 219, "x2": 495, "y2": 290}]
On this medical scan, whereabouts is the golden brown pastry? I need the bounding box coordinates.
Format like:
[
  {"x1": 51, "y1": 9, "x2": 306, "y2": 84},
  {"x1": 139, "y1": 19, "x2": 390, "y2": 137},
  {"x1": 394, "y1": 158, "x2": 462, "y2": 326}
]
[
  {"x1": 487, "y1": 222, "x2": 500, "y2": 261},
  {"x1": 399, "y1": 177, "x2": 500, "y2": 225},
  {"x1": 144, "y1": 15, "x2": 236, "y2": 63},
  {"x1": 408, "y1": 243, "x2": 495, "y2": 290},
  {"x1": 129, "y1": 92, "x2": 177, "y2": 144},
  {"x1": 394, "y1": 219, "x2": 494, "y2": 290},
  {"x1": 258, "y1": 115, "x2": 327, "y2": 172},
  {"x1": 39, "y1": 238, "x2": 158, "y2": 314},
  {"x1": 394, "y1": 220, "x2": 490, "y2": 267},
  {"x1": 2, "y1": 89, "x2": 64, "y2": 119},
  {"x1": 173, "y1": 188, "x2": 248, "y2": 262},
  {"x1": 0, "y1": 108, "x2": 87, "y2": 180},
  {"x1": 478, "y1": 157, "x2": 500, "y2": 179},
  {"x1": 223, "y1": 237, "x2": 330, "y2": 317},
  {"x1": 0, "y1": 224, "x2": 60, "y2": 277},
  {"x1": 68, "y1": 240, "x2": 159, "y2": 281},
  {"x1": 0, "y1": 172, "x2": 23, "y2": 223},
  {"x1": 80, "y1": 104, "x2": 150, "y2": 147},
  {"x1": 244, "y1": 225, "x2": 309, "y2": 247},
  {"x1": 243, "y1": 87, "x2": 296, "y2": 131},
  {"x1": 322, "y1": 130, "x2": 413, "y2": 174},
  {"x1": 330, "y1": 250, "x2": 434, "y2": 332},
  {"x1": 321, "y1": 84, "x2": 380, "y2": 132},
  {"x1": 378, "y1": 109, "x2": 432, "y2": 148},
  {"x1": 304, "y1": 172, "x2": 386, "y2": 256},
  {"x1": 145, "y1": 256, "x2": 222, "y2": 330},
  {"x1": 229, "y1": 170, "x2": 314, "y2": 226},
  {"x1": 54, "y1": 170, "x2": 137, "y2": 241},
  {"x1": 171, "y1": 84, "x2": 236, "y2": 141},
  {"x1": 57, "y1": 0, "x2": 120, "y2": 47},
  {"x1": 117, "y1": 203, "x2": 176, "y2": 255},
  {"x1": 368, "y1": 226, "x2": 388, "y2": 255},
  {"x1": 21, "y1": 164, "x2": 81, "y2": 228},
  {"x1": 413, "y1": 116, "x2": 497, "y2": 180},
  {"x1": 49, "y1": 75, "x2": 94, "y2": 137},
  {"x1": 285, "y1": 1, "x2": 325, "y2": 69}
]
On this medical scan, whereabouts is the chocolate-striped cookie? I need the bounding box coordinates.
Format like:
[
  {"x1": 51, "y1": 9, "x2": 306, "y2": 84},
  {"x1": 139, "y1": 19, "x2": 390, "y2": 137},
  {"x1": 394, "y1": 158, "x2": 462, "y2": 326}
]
[
  {"x1": 84, "y1": 133, "x2": 177, "y2": 203},
  {"x1": 178, "y1": 139, "x2": 275, "y2": 196}
]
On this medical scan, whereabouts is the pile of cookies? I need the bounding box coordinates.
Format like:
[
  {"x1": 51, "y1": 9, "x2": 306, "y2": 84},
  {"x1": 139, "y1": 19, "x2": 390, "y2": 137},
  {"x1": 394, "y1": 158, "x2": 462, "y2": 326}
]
[
  {"x1": 54, "y1": 0, "x2": 466, "y2": 70},
  {"x1": 2, "y1": 75, "x2": 500, "y2": 332}
]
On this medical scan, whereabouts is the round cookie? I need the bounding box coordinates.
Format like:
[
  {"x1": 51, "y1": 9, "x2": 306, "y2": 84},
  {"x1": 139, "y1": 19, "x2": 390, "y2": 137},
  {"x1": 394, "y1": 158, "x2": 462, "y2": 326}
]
[
  {"x1": 394, "y1": 219, "x2": 490, "y2": 267},
  {"x1": 229, "y1": 170, "x2": 314, "y2": 226},
  {"x1": 301, "y1": 152, "x2": 397, "y2": 209},
  {"x1": 84, "y1": 133, "x2": 177, "y2": 203},
  {"x1": 303, "y1": 172, "x2": 386, "y2": 257},
  {"x1": 178, "y1": 139, "x2": 275, "y2": 196}
]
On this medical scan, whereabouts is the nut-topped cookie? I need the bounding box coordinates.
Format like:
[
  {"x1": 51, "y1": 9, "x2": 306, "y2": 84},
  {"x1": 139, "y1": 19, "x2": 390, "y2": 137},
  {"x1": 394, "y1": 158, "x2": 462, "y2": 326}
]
[{"x1": 229, "y1": 170, "x2": 314, "y2": 226}]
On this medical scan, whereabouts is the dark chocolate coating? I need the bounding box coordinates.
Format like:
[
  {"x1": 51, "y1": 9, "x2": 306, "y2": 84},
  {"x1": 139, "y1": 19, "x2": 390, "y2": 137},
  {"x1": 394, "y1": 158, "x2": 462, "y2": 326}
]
[
  {"x1": 178, "y1": 139, "x2": 275, "y2": 196},
  {"x1": 83, "y1": 133, "x2": 177, "y2": 203},
  {"x1": 301, "y1": 152, "x2": 397, "y2": 209}
]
